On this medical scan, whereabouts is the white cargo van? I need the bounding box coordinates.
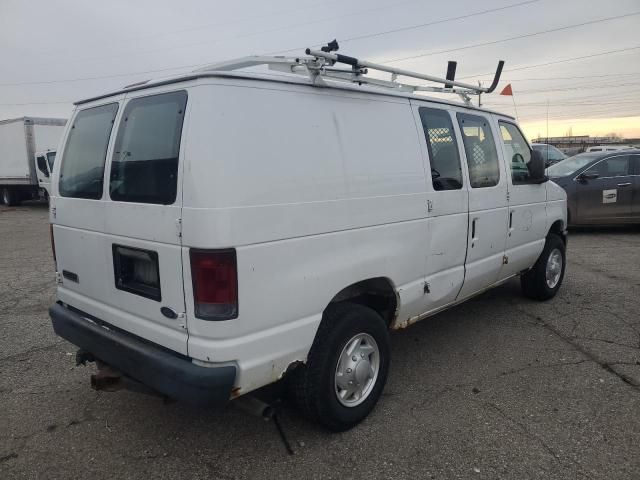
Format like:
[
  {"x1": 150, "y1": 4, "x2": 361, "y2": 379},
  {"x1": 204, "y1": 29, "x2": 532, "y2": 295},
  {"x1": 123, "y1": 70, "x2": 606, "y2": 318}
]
[
  {"x1": 0, "y1": 117, "x2": 66, "y2": 205},
  {"x1": 49, "y1": 47, "x2": 567, "y2": 431}
]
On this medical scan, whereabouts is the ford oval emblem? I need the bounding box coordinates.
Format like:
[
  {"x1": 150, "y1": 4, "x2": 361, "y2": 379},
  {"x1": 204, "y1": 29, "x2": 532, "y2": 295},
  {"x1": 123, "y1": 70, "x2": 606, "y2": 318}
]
[{"x1": 161, "y1": 307, "x2": 178, "y2": 319}]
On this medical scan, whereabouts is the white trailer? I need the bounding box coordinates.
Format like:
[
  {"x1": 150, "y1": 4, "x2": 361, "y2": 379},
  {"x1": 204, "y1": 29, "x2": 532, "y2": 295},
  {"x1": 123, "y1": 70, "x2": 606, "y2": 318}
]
[{"x1": 0, "y1": 117, "x2": 67, "y2": 205}]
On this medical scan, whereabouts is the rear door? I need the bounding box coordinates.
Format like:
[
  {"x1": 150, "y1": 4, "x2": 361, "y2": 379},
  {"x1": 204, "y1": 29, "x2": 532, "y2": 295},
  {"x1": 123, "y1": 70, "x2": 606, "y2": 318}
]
[
  {"x1": 454, "y1": 112, "x2": 509, "y2": 299},
  {"x1": 411, "y1": 103, "x2": 468, "y2": 312},
  {"x1": 53, "y1": 89, "x2": 190, "y2": 355},
  {"x1": 575, "y1": 155, "x2": 633, "y2": 223}
]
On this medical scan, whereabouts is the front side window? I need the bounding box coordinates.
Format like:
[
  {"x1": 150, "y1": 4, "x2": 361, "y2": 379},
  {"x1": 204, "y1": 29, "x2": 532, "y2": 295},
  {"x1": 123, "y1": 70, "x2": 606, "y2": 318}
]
[
  {"x1": 457, "y1": 113, "x2": 500, "y2": 188},
  {"x1": 59, "y1": 103, "x2": 119, "y2": 199},
  {"x1": 46, "y1": 152, "x2": 56, "y2": 170},
  {"x1": 499, "y1": 122, "x2": 532, "y2": 184},
  {"x1": 419, "y1": 107, "x2": 463, "y2": 191},
  {"x1": 591, "y1": 156, "x2": 630, "y2": 177},
  {"x1": 110, "y1": 91, "x2": 187, "y2": 205},
  {"x1": 36, "y1": 156, "x2": 49, "y2": 177}
]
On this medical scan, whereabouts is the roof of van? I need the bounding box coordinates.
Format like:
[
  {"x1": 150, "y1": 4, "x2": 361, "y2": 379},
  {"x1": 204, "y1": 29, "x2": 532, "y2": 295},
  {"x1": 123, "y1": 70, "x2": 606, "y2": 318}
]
[
  {"x1": 75, "y1": 69, "x2": 515, "y2": 120},
  {"x1": 0, "y1": 116, "x2": 67, "y2": 126}
]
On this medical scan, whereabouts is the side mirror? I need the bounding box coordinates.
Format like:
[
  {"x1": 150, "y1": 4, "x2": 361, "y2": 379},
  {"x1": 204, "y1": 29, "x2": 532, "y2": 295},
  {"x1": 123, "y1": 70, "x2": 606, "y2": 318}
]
[
  {"x1": 578, "y1": 171, "x2": 599, "y2": 182},
  {"x1": 528, "y1": 149, "x2": 547, "y2": 183}
]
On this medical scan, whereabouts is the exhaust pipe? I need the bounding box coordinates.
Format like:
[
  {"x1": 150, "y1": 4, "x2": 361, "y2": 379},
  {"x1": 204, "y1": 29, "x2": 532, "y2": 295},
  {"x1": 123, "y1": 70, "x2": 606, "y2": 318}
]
[
  {"x1": 233, "y1": 396, "x2": 275, "y2": 420},
  {"x1": 90, "y1": 364, "x2": 124, "y2": 392}
]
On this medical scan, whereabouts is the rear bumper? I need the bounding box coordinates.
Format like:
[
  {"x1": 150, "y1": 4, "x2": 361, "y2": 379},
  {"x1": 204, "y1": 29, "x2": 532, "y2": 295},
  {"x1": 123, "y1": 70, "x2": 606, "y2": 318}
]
[{"x1": 49, "y1": 302, "x2": 236, "y2": 407}]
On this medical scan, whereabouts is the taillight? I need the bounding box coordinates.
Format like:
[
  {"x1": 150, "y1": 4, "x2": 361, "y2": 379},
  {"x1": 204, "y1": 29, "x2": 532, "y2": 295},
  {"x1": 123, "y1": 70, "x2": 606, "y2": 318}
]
[
  {"x1": 190, "y1": 249, "x2": 238, "y2": 320},
  {"x1": 49, "y1": 224, "x2": 57, "y2": 263}
]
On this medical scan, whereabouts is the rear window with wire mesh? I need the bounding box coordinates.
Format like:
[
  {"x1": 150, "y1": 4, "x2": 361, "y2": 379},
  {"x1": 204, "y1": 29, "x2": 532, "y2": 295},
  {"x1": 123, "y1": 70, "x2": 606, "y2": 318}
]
[
  {"x1": 418, "y1": 107, "x2": 463, "y2": 191},
  {"x1": 457, "y1": 113, "x2": 500, "y2": 188}
]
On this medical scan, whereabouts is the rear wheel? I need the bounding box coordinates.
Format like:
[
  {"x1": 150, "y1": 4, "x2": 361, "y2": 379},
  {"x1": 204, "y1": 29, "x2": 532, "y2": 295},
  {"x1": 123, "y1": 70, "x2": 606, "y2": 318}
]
[
  {"x1": 521, "y1": 233, "x2": 566, "y2": 300},
  {"x1": 1, "y1": 188, "x2": 18, "y2": 206},
  {"x1": 288, "y1": 302, "x2": 390, "y2": 432}
]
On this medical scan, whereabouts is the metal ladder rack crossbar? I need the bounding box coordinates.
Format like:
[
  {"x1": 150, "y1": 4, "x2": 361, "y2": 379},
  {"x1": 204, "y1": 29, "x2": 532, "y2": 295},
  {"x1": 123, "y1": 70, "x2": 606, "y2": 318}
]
[{"x1": 194, "y1": 42, "x2": 504, "y2": 105}]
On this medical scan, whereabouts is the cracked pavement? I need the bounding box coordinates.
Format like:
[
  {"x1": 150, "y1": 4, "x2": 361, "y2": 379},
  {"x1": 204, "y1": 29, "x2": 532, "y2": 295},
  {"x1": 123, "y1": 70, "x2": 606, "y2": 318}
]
[{"x1": 1, "y1": 202, "x2": 639, "y2": 479}]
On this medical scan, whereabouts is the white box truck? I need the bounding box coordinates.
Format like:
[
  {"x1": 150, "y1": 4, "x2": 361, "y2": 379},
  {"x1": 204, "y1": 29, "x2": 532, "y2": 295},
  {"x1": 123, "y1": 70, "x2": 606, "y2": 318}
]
[{"x1": 0, "y1": 117, "x2": 67, "y2": 205}]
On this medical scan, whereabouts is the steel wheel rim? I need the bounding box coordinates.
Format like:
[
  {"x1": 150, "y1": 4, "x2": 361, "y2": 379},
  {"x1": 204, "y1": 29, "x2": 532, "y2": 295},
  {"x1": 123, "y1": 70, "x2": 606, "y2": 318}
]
[
  {"x1": 334, "y1": 333, "x2": 380, "y2": 407},
  {"x1": 545, "y1": 248, "x2": 563, "y2": 289}
]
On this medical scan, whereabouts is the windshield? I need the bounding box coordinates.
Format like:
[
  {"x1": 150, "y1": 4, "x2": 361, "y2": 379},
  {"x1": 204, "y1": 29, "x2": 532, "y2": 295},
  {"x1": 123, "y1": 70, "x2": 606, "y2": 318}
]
[
  {"x1": 547, "y1": 153, "x2": 601, "y2": 177},
  {"x1": 533, "y1": 144, "x2": 566, "y2": 162},
  {"x1": 46, "y1": 152, "x2": 56, "y2": 170}
]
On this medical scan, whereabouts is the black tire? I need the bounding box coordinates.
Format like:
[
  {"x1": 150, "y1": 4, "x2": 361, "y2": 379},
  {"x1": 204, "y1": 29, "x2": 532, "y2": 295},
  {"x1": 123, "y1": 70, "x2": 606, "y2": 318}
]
[
  {"x1": 2, "y1": 188, "x2": 18, "y2": 206},
  {"x1": 521, "y1": 233, "x2": 566, "y2": 301},
  {"x1": 288, "y1": 302, "x2": 390, "y2": 432}
]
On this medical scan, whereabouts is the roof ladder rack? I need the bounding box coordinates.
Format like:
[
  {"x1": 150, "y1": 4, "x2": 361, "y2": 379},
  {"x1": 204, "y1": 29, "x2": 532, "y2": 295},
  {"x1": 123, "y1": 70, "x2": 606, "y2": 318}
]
[{"x1": 195, "y1": 40, "x2": 504, "y2": 106}]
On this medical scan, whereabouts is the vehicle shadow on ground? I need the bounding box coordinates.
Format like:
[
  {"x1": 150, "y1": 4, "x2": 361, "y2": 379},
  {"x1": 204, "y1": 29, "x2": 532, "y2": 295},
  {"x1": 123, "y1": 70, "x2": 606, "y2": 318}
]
[
  {"x1": 68, "y1": 279, "x2": 529, "y2": 450},
  {"x1": 569, "y1": 224, "x2": 640, "y2": 235},
  {"x1": 0, "y1": 200, "x2": 49, "y2": 212}
]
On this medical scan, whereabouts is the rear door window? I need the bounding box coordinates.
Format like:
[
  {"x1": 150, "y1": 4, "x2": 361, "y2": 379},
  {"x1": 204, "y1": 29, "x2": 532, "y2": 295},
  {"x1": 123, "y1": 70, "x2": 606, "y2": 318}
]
[
  {"x1": 109, "y1": 91, "x2": 187, "y2": 205},
  {"x1": 418, "y1": 107, "x2": 463, "y2": 191},
  {"x1": 456, "y1": 113, "x2": 500, "y2": 188},
  {"x1": 59, "y1": 103, "x2": 119, "y2": 199}
]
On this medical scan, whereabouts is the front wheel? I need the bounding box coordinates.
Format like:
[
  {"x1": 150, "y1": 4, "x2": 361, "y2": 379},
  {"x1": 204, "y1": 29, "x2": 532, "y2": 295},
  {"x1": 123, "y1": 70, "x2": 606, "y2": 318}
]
[
  {"x1": 288, "y1": 302, "x2": 390, "y2": 432},
  {"x1": 521, "y1": 233, "x2": 566, "y2": 300}
]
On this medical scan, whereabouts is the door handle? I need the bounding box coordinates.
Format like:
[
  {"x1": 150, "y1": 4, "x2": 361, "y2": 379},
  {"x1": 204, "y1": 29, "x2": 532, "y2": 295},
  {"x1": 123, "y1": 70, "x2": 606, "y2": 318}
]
[
  {"x1": 617, "y1": 182, "x2": 631, "y2": 187},
  {"x1": 508, "y1": 211, "x2": 513, "y2": 236},
  {"x1": 471, "y1": 218, "x2": 478, "y2": 246}
]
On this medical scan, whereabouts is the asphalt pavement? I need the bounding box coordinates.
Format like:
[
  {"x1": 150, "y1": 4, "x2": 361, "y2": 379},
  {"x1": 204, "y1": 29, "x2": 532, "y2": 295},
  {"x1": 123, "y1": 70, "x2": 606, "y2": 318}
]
[{"x1": 1, "y1": 202, "x2": 639, "y2": 479}]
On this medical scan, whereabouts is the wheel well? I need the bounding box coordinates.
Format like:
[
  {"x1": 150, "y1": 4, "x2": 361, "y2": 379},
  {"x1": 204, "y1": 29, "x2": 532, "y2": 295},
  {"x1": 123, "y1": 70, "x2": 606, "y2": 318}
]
[
  {"x1": 328, "y1": 278, "x2": 398, "y2": 327},
  {"x1": 549, "y1": 219, "x2": 567, "y2": 245}
]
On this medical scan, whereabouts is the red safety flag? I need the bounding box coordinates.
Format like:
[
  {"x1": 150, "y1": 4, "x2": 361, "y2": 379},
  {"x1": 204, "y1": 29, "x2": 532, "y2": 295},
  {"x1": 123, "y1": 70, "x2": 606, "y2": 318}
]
[{"x1": 500, "y1": 84, "x2": 513, "y2": 96}]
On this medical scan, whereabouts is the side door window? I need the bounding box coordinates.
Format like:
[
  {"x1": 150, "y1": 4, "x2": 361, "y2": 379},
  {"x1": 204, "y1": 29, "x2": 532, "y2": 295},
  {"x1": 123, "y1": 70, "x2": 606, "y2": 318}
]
[
  {"x1": 498, "y1": 122, "x2": 532, "y2": 183},
  {"x1": 591, "y1": 156, "x2": 630, "y2": 178},
  {"x1": 418, "y1": 107, "x2": 463, "y2": 191},
  {"x1": 456, "y1": 113, "x2": 500, "y2": 188}
]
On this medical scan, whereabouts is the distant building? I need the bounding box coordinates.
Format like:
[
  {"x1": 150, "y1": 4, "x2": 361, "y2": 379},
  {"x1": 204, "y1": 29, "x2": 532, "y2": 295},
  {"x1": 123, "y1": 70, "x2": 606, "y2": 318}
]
[{"x1": 531, "y1": 135, "x2": 640, "y2": 154}]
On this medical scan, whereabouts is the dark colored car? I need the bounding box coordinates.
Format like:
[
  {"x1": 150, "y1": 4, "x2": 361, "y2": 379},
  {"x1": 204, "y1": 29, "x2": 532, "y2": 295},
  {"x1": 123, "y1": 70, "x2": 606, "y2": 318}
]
[
  {"x1": 547, "y1": 150, "x2": 640, "y2": 226},
  {"x1": 531, "y1": 143, "x2": 567, "y2": 166}
]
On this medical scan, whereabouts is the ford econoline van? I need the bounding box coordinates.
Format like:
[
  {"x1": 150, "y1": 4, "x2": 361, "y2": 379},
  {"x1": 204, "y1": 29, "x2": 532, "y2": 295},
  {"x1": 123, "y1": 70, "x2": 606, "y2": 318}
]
[{"x1": 49, "y1": 49, "x2": 567, "y2": 431}]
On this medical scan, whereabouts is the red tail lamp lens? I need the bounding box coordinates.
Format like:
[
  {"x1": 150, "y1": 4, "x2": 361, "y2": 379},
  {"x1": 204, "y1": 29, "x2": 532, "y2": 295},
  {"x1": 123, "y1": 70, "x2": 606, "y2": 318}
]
[{"x1": 190, "y1": 249, "x2": 238, "y2": 320}]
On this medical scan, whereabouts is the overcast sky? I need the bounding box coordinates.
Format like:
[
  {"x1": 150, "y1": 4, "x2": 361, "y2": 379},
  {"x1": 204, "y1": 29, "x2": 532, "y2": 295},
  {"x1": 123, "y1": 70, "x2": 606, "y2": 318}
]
[{"x1": 1, "y1": 0, "x2": 639, "y2": 138}]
